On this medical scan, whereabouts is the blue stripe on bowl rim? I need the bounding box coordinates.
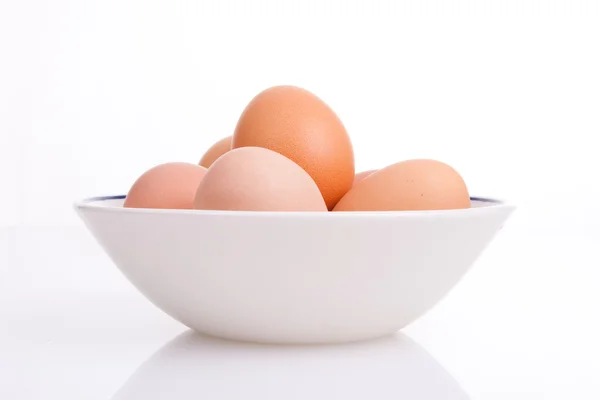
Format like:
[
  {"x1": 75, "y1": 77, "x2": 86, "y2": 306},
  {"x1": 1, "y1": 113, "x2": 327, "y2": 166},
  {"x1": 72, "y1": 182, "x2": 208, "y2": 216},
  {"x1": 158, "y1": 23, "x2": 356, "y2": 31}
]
[
  {"x1": 84, "y1": 195, "x2": 126, "y2": 202},
  {"x1": 83, "y1": 195, "x2": 501, "y2": 204}
]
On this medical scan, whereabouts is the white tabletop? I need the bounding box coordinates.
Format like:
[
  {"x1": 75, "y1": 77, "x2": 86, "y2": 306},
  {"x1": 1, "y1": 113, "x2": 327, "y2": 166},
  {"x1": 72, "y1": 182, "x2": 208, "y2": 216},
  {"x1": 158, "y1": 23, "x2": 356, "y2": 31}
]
[{"x1": 1, "y1": 223, "x2": 599, "y2": 399}]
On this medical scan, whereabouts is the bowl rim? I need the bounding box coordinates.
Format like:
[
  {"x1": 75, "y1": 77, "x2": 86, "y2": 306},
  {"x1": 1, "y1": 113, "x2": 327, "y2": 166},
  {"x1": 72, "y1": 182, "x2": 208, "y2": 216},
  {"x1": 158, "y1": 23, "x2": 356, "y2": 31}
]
[{"x1": 74, "y1": 195, "x2": 515, "y2": 218}]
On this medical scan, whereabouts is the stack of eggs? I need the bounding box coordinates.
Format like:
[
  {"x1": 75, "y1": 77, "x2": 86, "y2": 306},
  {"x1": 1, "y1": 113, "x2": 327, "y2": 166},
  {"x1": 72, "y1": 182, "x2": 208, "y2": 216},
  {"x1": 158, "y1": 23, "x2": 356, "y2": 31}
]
[{"x1": 124, "y1": 86, "x2": 470, "y2": 212}]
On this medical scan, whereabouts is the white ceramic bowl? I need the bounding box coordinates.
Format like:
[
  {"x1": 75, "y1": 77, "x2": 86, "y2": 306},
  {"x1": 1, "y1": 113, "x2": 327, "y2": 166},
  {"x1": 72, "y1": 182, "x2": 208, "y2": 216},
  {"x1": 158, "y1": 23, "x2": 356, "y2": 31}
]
[{"x1": 76, "y1": 196, "x2": 514, "y2": 344}]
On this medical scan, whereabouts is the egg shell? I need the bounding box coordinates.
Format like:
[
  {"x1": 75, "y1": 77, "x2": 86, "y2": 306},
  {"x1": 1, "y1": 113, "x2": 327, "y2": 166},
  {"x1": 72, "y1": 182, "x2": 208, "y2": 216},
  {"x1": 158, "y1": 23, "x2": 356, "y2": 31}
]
[
  {"x1": 124, "y1": 162, "x2": 207, "y2": 209},
  {"x1": 194, "y1": 147, "x2": 327, "y2": 212},
  {"x1": 353, "y1": 169, "x2": 377, "y2": 186},
  {"x1": 333, "y1": 159, "x2": 470, "y2": 212},
  {"x1": 232, "y1": 85, "x2": 354, "y2": 210},
  {"x1": 199, "y1": 136, "x2": 232, "y2": 168}
]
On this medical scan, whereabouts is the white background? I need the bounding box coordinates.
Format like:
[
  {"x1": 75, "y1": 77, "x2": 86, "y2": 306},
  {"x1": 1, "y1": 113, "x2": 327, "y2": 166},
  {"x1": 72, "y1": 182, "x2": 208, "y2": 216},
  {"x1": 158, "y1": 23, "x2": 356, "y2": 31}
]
[
  {"x1": 2, "y1": 1, "x2": 600, "y2": 399},
  {"x1": 1, "y1": 0, "x2": 599, "y2": 230}
]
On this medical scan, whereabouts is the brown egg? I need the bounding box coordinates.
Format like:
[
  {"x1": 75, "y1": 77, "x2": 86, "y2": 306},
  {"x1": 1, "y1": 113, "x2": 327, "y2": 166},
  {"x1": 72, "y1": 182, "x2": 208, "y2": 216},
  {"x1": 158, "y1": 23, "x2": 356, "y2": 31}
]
[
  {"x1": 194, "y1": 147, "x2": 327, "y2": 212},
  {"x1": 333, "y1": 159, "x2": 470, "y2": 212},
  {"x1": 353, "y1": 169, "x2": 377, "y2": 186},
  {"x1": 124, "y1": 162, "x2": 207, "y2": 209},
  {"x1": 199, "y1": 136, "x2": 232, "y2": 168},
  {"x1": 232, "y1": 85, "x2": 354, "y2": 210}
]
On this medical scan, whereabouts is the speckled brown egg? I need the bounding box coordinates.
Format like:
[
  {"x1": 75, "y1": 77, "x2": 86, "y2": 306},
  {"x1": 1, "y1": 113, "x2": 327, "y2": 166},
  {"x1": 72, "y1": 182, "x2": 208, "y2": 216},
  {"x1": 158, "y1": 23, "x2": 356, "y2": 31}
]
[
  {"x1": 232, "y1": 86, "x2": 354, "y2": 210},
  {"x1": 199, "y1": 136, "x2": 232, "y2": 168},
  {"x1": 194, "y1": 147, "x2": 327, "y2": 212},
  {"x1": 124, "y1": 162, "x2": 207, "y2": 209},
  {"x1": 333, "y1": 159, "x2": 470, "y2": 211}
]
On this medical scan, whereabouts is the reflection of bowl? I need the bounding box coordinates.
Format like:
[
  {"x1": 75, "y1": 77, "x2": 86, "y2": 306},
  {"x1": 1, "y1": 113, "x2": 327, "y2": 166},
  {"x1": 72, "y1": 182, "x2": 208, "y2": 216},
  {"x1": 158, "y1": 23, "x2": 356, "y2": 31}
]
[
  {"x1": 76, "y1": 195, "x2": 514, "y2": 344},
  {"x1": 112, "y1": 330, "x2": 469, "y2": 400}
]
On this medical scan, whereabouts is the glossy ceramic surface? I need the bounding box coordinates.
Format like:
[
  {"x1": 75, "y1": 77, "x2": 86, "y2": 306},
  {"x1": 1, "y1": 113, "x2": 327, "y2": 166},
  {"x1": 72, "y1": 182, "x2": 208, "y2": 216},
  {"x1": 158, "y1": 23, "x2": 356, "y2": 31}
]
[{"x1": 75, "y1": 196, "x2": 514, "y2": 343}]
